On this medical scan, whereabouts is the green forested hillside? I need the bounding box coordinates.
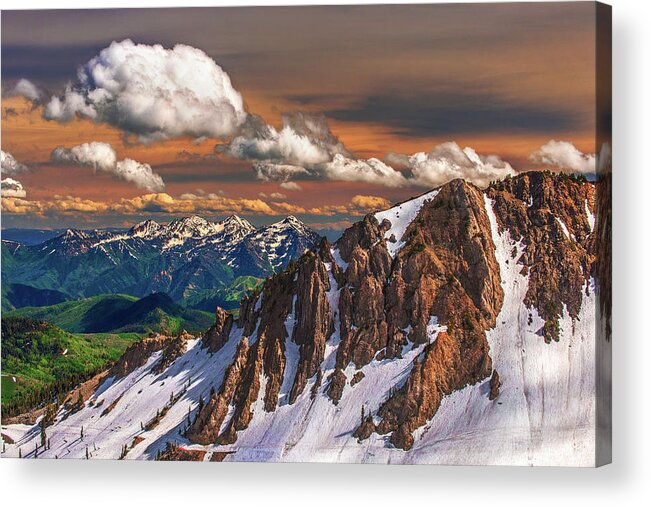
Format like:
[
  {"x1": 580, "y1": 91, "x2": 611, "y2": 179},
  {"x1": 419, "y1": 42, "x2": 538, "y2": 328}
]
[
  {"x1": 1, "y1": 316, "x2": 141, "y2": 415},
  {"x1": 6, "y1": 292, "x2": 214, "y2": 334}
]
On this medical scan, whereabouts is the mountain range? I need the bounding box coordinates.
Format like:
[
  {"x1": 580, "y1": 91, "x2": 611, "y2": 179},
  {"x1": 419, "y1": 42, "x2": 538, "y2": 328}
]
[
  {"x1": 1, "y1": 172, "x2": 606, "y2": 465},
  {"x1": 1, "y1": 215, "x2": 320, "y2": 312}
]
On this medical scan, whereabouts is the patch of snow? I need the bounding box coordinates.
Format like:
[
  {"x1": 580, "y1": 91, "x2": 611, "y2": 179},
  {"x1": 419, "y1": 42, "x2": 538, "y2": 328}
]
[
  {"x1": 374, "y1": 189, "x2": 439, "y2": 257},
  {"x1": 330, "y1": 247, "x2": 348, "y2": 271},
  {"x1": 555, "y1": 217, "x2": 574, "y2": 241},
  {"x1": 585, "y1": 200, "x2": 595, "y2": 232}
]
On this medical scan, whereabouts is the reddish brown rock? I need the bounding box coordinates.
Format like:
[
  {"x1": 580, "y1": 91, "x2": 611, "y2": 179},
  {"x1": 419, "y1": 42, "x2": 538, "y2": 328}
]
[
  {"x1": 489, "y1": 369, "x2": 501, "y2": 400},
  {"x1": 109, "y1": 335, "x2": 177, "y2": 378},
  {"x1": 326, "y1": 368, "x2": 347, "y2": 404},
  {"x1": 186, "y1": 338, "x2": 250, "y2": 445},
  {"x1": 353, "y1": 415, "x2": 376, "y2": 441},
  {"x1": 350, "y1": 371, "x2": 365, "y2": 386},
  {"x1": 289, "y1": 252, "x2": 334, "y2": 403},
  {"x1": 375, "y1": 330, "x2": 490, "y2": 450},
  {"x1": 202, "y1": 307, "x2": 234, "y2": 354},
  {"x1": 153, "y1": 331, "x2": 192, "y2": 374},
  {"x1": 487, "y1": 172, "x2": 595, "y2": 342}
]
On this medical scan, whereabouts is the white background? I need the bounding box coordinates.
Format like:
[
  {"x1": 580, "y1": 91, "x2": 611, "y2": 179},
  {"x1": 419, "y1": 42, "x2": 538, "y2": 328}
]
[{"x1": 1, "y1": 0, "x2": 649, "y2": 504}]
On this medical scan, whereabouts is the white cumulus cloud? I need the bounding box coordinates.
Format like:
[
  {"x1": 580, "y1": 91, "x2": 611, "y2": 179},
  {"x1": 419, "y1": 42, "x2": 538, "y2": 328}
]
[
  {"x1": 322, "y1": 154, "x2": 407, "y2": 187},
  {"x1": 280, "y1": 181, "x2": 302, "y2": 191},
  {"x1": 1, "y1": 150, "x2": 29, "y2": 176},
  {"x1": 1, "y1": 178, "x2": 27, "y2": 198},
  {"x1": 389, "y1": 142, "x2": 515, "y2": 189},
  {"x1": 114, "y1": 159, "x2": 165, "y2": 193},
  {"x1": 529, "y1": 140, "x2": 596, "y2": 174},
  {"x1": 219, "y1": 112, "x2": 348, "y2": 168},
  {"x1": 51, "y1": 142, "x2": 165, "y2": 192},
  {"x1": 44, "y1": 39, "x2": 247, "y2": 143},
  {"x1": 51, "y1": 142, "x2": 117, "y2": 172},
  {"x1": 8, "y1": 79, "x2": 43, "y2": 102},
  {"x1": 220, "y1": 112, "x2": 513, "y2": 188}
]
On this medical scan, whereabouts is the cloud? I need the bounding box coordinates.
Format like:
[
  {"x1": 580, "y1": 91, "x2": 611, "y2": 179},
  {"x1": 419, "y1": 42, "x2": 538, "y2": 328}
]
[
  {"x1": 253, "y1": 162, "x2": 310, "y2": 182},
  {"x1": 219, "y1": 112, "x2": 349, "y2": 169},
  {"x1": 388, "y1": 142, "x2": 515, "y2": 188},
  {"x1": 280, "y1": 181, "x2": 302, "y2": 191},
  {"x1": 529, "y1": 140, "x2": 596, "y2": 174},
  {"x1": 114, "y1": 159, "x2": 165, "y2": 193},
  {"x1": 1, "y1": 150, "x2": 29, "y2": 175},
  {"x1": 44, "y1": 39, "x2": 247, "y2": 143},
  {"x1": 2, "y1": 190, "x2": 390, "y2": 219},
  {"x1": 3, "y1": 107, "x2": 19, "y2": 120},
  {"x1": 322, "y1": 154, "x2": 407, "y2": 187},
  {"x1": 219, "y1": 112, "x2": 512, "y2": 189},
  {"x1": 1, "y1": 178, "x2": 27, "y2": 198},
  {"x1": 258, "y1": 191, "x2": 287, "y2": 200},
  {"x1": 51, "y1": 142, "x2": 117, "y2": 171},
  {"x1": 350, "y1": 194, "x2": 392, "y2": 212},
  {"x1": 308, "y1": 194, "x2": 392, "y2": 217},
  {"x1": 597, "y1": 142, "x2": 611, "y2": 174},
  {"x1": 220, "y1": 113, "x2": 407, "y2": 187},
  {"x1": 7, "y1": 78, "x2": 43, "y2": 101},
  {"x1": 51, "y1": 142, "x2": 165, "y2": 192}
]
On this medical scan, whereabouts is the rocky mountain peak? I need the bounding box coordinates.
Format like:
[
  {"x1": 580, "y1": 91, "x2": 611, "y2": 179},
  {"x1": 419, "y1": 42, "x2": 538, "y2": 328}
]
[
  {"x1": 129, "y1": 219, "x2": 162, "y2": 238},
  {"x1": 220, "y1": 214, "x2": 255, "y2": 234}
]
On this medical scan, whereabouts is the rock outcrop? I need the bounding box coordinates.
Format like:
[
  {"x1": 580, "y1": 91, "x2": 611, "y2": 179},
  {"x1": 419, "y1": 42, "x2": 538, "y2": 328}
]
[
  {"x1": 201, "y1": 307, "x2": 234, "y2": 353},
  {"x1": 489, "y1": 369, "x2": 501, "y2": 400},
  {"x1": 486, "y1": 172, "x2": 595, "y2": 342},
  {"x1": 109, "y1": 335, "x2": 177, "y2": 378}
]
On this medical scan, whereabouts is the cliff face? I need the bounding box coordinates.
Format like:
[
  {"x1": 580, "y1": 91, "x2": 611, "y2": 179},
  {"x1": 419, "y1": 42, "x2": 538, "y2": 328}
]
[{"x1": 486, "y1": 172, "x2": 594, "y2": 342}]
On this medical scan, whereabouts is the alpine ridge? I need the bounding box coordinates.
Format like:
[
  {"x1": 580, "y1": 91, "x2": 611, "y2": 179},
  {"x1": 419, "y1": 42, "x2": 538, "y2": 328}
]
[
  {"x1": 1, "y1": 214, "x2": 320, "y2": 310},
  {"x1": 1, "y1": 173, "x2": 603, "y2": 466}
]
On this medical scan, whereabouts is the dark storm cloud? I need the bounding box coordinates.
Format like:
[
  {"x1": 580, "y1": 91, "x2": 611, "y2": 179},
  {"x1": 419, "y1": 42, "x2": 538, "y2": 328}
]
[{"x1": 326, "y1": 92, "x2": 581, "y2": 137}]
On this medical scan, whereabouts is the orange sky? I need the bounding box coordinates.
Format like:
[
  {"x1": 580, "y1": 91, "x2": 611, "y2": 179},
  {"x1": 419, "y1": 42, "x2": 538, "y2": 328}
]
[{"x1": 1, "y1": 3, "x2": 600, "y2": 230}]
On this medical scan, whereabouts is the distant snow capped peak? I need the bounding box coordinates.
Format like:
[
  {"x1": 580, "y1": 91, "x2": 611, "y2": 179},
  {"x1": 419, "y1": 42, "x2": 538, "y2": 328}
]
[
  {"x1": 62, "y1": 228, "x2": 88, "y2": 240},
  {"x1": 165, "y1": 215, "x2": 221, "y2": 239},
  {"x1": 129, "y1": 219, "x2": 162, "y2": 238},
  {"x1": 220, "y1": 214, "x2": 255, "y2": 234},
  {"x1": 246, "y1": 215, "x2": 319, "y2": 270},
  {"x1": 275, "y1": 215, "x2": 308, "y2": 233}
]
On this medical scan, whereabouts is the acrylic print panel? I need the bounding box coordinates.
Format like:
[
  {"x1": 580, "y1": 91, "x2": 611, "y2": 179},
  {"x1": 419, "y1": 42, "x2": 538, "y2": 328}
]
[{"x1": 0, "y1": 2, "x2": 611, "y2": 466}]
